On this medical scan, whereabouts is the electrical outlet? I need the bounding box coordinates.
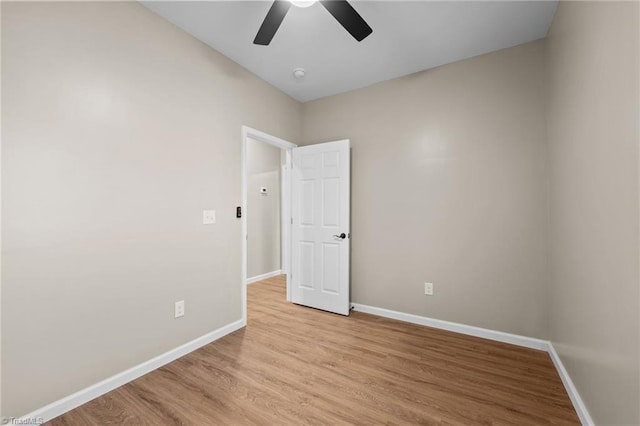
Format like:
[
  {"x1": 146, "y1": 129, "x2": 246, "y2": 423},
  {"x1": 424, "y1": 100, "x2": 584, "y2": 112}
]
[
  {"x1": 175, "y1": 300, "x2": 185, "y2": 318},
  {"x1": 424, "y1": 282, "x2": 434, "y2": 296},
  {"x1": 203, "y1": 210, "x2": 216, "y2": 225}
]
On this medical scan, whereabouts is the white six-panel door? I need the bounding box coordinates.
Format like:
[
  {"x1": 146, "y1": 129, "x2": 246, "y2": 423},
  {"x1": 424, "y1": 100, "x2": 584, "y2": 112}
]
[{"x1": 291, "y1": 140, "x2": 350, "y2": 315}]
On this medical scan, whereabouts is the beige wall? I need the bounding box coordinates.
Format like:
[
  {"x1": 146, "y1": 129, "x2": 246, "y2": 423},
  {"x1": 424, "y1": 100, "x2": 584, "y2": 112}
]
[
  {"x1": 1, "y1": 1, "x2": 301, "y2": 418},
  {"x1": 247, "y1": 138, "x2": 281, "y2": 278},
  {"x1": 302, "y1": 41, "x2": 549, "y2": 339},
  {"x1": 3, "y1": 1, "x2": 639, "y2": 423},
  {"x1": 545, "y1": 2, "x2": 640, "y2": 424}
]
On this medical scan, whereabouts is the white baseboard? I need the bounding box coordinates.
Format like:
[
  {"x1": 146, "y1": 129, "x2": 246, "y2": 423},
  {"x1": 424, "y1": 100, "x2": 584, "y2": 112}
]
[
  {"x1": 246, "y1": 269, "x2": 281, "y2": 285},
  {"x1": 17, "y1": 302, "x2": 593, "y2": 426},
  {"x1": 351, "y1": 302, "x2": 593, "y2": 425},
  {"x1": 547, "y1": 343, "x2": 594, "y2": 426},
  {"x1": 19, "y1": 319, "x2": 246, "y2": 424},
  {"x1": 351, "y1": 303, "x2": 548, "y2": 350}
]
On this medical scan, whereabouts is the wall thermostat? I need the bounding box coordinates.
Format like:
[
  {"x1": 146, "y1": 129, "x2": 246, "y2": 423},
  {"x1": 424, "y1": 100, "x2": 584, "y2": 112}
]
[{"x1": 260, "y1": 187, "x2": 268, "y2": 195}]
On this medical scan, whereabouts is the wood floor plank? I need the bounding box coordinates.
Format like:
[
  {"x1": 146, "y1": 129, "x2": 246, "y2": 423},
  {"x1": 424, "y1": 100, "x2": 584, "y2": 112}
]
[{"x1": 48, "y1": 275, "x2": 579, "y2": 425}]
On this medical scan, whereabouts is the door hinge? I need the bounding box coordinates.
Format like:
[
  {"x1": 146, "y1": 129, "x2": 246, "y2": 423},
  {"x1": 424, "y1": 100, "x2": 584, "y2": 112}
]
[{"x1": 291, "y1": 217, "x2": 293, "y2": 225}]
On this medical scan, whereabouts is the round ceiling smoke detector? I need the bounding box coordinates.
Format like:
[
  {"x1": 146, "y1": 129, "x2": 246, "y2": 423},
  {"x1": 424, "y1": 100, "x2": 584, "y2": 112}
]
[{"x1": 293, "y1": 68, "x2": 306, "y2": 79}]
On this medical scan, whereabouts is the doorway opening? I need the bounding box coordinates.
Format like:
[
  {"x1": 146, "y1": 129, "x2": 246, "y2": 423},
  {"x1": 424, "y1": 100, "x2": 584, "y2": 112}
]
[{"x1": 241, "y1": 126, "x2": 296, "y2": 324}]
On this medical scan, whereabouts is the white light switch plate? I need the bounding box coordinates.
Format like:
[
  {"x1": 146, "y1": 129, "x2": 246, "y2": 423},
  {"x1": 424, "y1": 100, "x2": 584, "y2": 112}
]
[{"x1": 203, "y1": 210, "x2": 216, "y2": 225}]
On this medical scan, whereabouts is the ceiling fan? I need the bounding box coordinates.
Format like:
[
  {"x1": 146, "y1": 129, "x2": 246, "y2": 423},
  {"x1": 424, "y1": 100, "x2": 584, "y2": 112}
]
[{"x1": 254, "y1": 0, "x2": 373, "y2": 46}]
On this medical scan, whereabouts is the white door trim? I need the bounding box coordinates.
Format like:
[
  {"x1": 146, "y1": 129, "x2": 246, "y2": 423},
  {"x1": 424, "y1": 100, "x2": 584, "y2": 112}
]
[
  {"x1": 241, "y1": 126, "x2": 297, "y2": 323},
  {"x1": 281, "y1": 163, "x2": 290, "y2": 277}
]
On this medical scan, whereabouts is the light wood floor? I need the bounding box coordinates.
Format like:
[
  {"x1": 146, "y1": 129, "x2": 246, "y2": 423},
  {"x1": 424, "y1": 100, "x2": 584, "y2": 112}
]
[{"x1": 49, "y1": 275, "x2": 579, "y2": 425}]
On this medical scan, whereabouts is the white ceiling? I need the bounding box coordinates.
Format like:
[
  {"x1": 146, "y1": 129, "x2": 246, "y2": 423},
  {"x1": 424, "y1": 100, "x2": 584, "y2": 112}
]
[{"x1": 142, "y1": 1, "x2": 558, "y2": 102}]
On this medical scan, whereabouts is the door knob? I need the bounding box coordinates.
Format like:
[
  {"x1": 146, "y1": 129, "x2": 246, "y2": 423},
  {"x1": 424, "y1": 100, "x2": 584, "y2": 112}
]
[{"x1": 333, "y1": 233, "x2": 347, "y2": 239}]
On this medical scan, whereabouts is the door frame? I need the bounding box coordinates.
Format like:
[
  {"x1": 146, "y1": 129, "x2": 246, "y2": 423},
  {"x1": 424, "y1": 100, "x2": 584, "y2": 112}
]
[{"x1": 241, "y1": 126, "x2": 297, "y2": 323}]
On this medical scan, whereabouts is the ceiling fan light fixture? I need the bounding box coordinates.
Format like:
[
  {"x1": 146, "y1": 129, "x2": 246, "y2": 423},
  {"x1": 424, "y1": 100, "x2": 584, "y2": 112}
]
[
  {"x1": 254, "y1": 0, "x2": 372, "y2": 46},
  {"x1": 289, "y1": 0, "x2": 316, "y2": 8}
]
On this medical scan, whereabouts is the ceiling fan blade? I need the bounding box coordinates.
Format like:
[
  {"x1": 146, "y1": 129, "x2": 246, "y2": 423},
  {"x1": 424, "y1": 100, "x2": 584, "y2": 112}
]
[
  {"x1": 254, "y1": 0, "x2": 292, "y2": 45},
  {"x1": 319, "y1": 0, "x2": 372, "y2": 42}
]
